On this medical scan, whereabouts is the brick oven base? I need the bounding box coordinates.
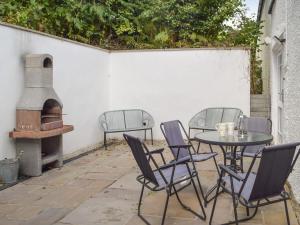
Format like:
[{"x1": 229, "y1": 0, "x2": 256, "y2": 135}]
[{"x1": 16, "y1": 135, "x2": 63, "y2": 176}]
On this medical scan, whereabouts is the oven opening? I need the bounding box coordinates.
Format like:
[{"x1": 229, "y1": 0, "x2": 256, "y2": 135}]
[{"x1": 41, "y1": 99, "x2": 63, "y2": 131}]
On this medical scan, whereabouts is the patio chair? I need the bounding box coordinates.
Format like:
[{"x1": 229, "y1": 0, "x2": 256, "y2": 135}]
[
  {"x1": 209, "y1": 142, "x2": 300, "y2": 225},
  {"x1": 123, "y1": 133, "x2": 206, "y2": 225},
  {"x1": 160, "y1": 120, "x2": 218, "y2": 205},
  {"x1": 239, "y1": 117, "x2": 272, "y2": 171}
]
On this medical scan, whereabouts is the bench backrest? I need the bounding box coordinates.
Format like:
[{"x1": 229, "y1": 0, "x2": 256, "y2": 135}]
[
  {"x1": 99, "y1": 109, "x2": 154, "y2": 131},
  {"x1": 189, "y1": 107, "x2": 243, "y2": 130}
]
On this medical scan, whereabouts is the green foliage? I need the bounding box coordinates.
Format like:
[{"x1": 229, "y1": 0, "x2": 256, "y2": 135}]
[{"x1": 0, "y1": 0, "x2": 263, "y2": 93}]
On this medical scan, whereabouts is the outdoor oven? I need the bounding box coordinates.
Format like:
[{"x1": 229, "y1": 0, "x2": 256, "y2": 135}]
[{"x1": 9, "y1": 54, "x2": 73, "y2": 176}]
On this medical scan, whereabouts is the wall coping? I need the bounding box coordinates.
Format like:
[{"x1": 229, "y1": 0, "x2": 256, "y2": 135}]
[{"x1": 0, "y1": 22, "x2": 110, "y2": 53}]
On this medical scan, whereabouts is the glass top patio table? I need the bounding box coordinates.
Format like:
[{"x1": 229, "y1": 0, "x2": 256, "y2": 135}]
[
  {"x1": 194, "y1": 131, "x2": 273, "y2": 147},
  {"x1": 194, "y1": 131, "x2": 273, "y2": 205}
]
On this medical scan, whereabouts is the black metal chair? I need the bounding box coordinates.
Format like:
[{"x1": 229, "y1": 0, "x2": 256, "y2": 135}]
[
  {"x1": 209, "y1": 142, "x2": 300, "y2": 225},
  {"x1": 239, "y1": 117, "x2": 272, "y2": 171},
  {"x1": 160, "y1": 120, "x2": 219, "y2": 205},
  {"x1": 123, "y1": 133, "x2": 206, "y2": 225}
]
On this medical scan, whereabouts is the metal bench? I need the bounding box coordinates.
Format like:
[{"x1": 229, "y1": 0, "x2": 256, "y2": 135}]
[
  {"x1": 99, "y1": 109, "x2": 154, "y2": 149},
  {"x1": 188, "y1": 107, "x2": 243, "y2": 137}
]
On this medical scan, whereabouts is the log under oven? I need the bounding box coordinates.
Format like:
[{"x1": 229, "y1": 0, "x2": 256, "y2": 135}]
[{"x1": 9, "y1": 54, "x2": 73, "y2": 176}]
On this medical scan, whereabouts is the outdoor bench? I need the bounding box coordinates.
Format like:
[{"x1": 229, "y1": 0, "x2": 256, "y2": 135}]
[
  {"x1": 99, "y1": 109, "x2": 154, "y2": 149},
  {"x1": 188, "y1": 107, "x2": 243, "y2": 137}
]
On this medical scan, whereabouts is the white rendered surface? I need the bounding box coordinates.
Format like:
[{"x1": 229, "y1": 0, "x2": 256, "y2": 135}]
[
  {"x1": 0, "y1": 24, "x2": 110, "y2": 159},
  {"x1": 0, "y1": 23, "x2": 250, "y2": 160},
  {"x1": 109, "y1": 50, "x2": 250, "y2": 139}
]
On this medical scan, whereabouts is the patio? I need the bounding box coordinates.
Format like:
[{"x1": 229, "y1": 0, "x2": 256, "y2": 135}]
[{"x1": 0, "y1": 141, "x2": 298, "y2": 225}]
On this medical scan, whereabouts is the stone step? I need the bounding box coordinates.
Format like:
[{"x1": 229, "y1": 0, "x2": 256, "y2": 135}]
[
  {"x1": 250, "y1": 111, "x2": 270, "y2": 118},
  {"x1": 250, "y1": 106, "x2": 270, "y2": 111}
]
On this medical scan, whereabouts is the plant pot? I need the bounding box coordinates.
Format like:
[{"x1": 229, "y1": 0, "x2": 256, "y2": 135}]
[{"x1": 0, "y1": 158, "x2": 19, "y2": 184}]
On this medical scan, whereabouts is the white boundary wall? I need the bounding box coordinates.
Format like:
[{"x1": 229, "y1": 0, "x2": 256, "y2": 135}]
[
  {"x1": 0, "y1": 23, "x2": 250, "y2": 159},
  {"x1": 109, "y1": 50, "x2": 250, "y2": 139},
  {"x1": 0, "y1": 24, "x2": 110, "y2": 159}
]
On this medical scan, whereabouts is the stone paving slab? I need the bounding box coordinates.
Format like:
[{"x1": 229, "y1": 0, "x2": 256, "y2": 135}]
[
  {"x1": 0, "y1": 140, "x2": 298, "y2": 225},
  {"x1": 23, "y1": 208, "x2": 70, "y2": 225}
]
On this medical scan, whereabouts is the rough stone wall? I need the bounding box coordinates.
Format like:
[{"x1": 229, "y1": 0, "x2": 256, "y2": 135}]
[{"x1": 285, "y1": 0, "x2": 300, "y2": 203}]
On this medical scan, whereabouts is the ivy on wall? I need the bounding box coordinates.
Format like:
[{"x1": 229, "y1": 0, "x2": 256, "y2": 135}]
[{"x1": 0, "y1": 0, "x2": 262, "y2": 93}]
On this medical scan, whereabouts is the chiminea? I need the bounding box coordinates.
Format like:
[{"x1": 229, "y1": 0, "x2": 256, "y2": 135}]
[{"x1": 9, "y1": 54, "x2": 73, "y2": 176}]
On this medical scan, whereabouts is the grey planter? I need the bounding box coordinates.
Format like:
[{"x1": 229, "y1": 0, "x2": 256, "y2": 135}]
[{"x1": 0, "y1": 158, "x2": 19, "y2": 184}]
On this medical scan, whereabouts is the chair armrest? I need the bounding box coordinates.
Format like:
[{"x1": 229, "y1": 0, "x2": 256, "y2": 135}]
[
  {"x1": 146, "y1": 148, "x2": 164, "y2": 155},
  {"x1": 255, "y1": 147, "x2": 264, "y2": 156},
  {"x1": 219, "y1": 164, "x2": 244, "y2": 181},
  {"x1": 169, "y1": 144, "x2": 191, "y2": 148},
  {"x1": 159, "y1": 157, "x2": 189, "y2": 170}
]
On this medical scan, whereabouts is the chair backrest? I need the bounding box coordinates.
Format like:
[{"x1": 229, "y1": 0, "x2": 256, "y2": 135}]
[
  {"x1": 242, "y1": 117, "x2": 272, "y2": 154},
  {"x1": 189, "y1": 107, "x2": 243, "y2": 130},
  {"x1": 248, "y1": 143, "x2": 300, "y2": 201},
  {"x1": 244, "y1": 117, "x2": 272, "y2": 134},
  {"x1": 160, "y1": 120, "x2": 189, "y2": 159},
  {"x1": 123, "y1": 134, "x2": 158, "y2": 185}
]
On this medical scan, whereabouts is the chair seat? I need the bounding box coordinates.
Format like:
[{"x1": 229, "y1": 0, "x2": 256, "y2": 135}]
[
  {"x1": 154, "y1": 164, "x2": 192, "y2": 188},
  {"x1": 181, "y1": 152, "x2": 218, "y2": 162},
  {"x1": 222, "y1": 172, "x2": 256, "y2": 201}
]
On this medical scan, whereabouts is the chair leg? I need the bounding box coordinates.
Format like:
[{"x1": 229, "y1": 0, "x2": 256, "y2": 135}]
[
  {"x1": 144, "y1": 129, "x2": 147, "y2": 141},
  {"x1": 209, "y1": 144, "x2": 220, "y2": 176},
  {"x1": 173, "y1": 178, "x2": 206, "y2": 220},
  {"x1": 284, "y1": 198, "x2": 291, "y2": 225},
  {"x1": 137, "y1": 183, "x2": 151, "y2": 225},
  {"x1": 161, "y1": 190, "x2": 170, "y2": 225},
  {"x1": 229, "y1": 176, "x2": 239, "y2": 225},
  {"x1": 197, "y1": 142, "x2": 201, "y2": 153},
  {"x1": 151, "y1": 129, "x2": 153, "y2": 145},
  {"x1": 194, "y1": 171, "x2": 206, "y2": 203},
  {"x1": 246, "y1": 206, "x2": 249, "y2": 216},
  {"x1": 209, "y1": 176, "x2": 222, "y2": 225},
  {"x1": 221, "y1": 204, "x2": 259, "y2": 225},
  {"x1": 190, "y1": 176, "x2": 206, "y2": 220},
  {"x1": 104, "y1": 133, "x2": 107, "y2": 150},
  {"x1": 240, "y1": 156, "x2": 244, "y2": 173}
]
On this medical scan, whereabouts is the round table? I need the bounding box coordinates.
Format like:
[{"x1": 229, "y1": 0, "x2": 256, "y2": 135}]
[
  {"x1": 194, "y1": 131, "x2": 273, "y2": 169},
  {"x1": 194, "y1": 130, "x2": 273, "y2": 204}
]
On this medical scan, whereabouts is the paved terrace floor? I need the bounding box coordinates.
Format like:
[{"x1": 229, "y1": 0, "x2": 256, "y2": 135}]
[{"x1": 0, "y1": 140, "x2": 299, "y2": 225}]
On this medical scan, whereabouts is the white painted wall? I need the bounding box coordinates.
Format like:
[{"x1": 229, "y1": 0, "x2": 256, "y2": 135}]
[
  {"x1": 0, "y1": 23, "x2": 250, "y2": 161},
  {"x1": 109, "y1": 50, "x2": 250, "y2": 139},
  {"x1": 0, "y1": 24, "x2": 110, "y2": 159}
]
